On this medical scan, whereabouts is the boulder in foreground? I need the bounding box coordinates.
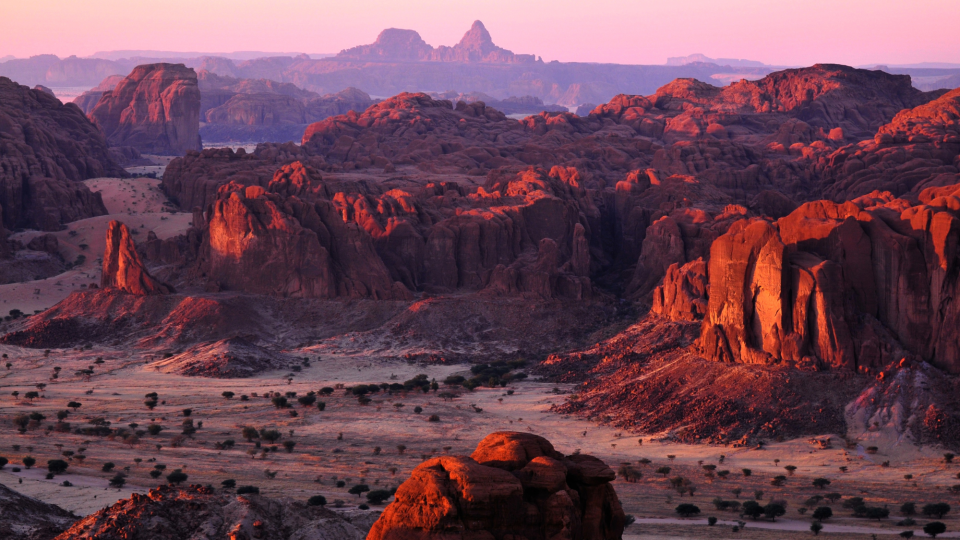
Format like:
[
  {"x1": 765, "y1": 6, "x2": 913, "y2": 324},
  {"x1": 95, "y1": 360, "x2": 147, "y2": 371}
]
[{"x1": 368, "y1": 431, "x2": 625, "y2": 540}]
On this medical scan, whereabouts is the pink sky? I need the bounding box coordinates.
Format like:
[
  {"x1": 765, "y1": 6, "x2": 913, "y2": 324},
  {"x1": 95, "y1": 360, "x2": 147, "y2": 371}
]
[{"x1": 2, "y1": 0, "x2": 959, "y2": 66}]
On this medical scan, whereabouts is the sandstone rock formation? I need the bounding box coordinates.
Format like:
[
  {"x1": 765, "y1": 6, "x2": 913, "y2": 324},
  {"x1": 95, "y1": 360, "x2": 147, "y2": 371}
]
[
  {"x1": 154, "y1": 65, "x2": 952, "y2": 308},
  {"x1": 696, "y1": 188, "x2": 960, "y2": 373},
  {"x1": 651, "y1": 258, "x2": 708, "y2": 321},
  {"x1": 367, "y1": 432, "x2": 624, "y2": 540},
  {"x1": 0, "y1": 77, "x2": 118, "y2": 230},
  {"x1": 0, "y1": 483, "x2": 76, "y2": 540},
  {"x1": 101, "y1": 220, "x2": 173, "y2": 295},
  {"x1": 0, "y1": 231, "x2": 66, "y2": 284},
  {"x1": 53, "y1": 485, "x2": 363, "y2": 540},
  {"x1": 163, "y1": 160, "x2": 593, "y2": 300},
  {"x1": 818, "y1": 87, "x2": 960, "y2": 200},
  {"x1": 0, "y1": 208, "x2": 9, "y2": 259},
  {"x1": 545, "y1": 313, "x2": 863, "y2": 444},
  {"x1": 88, "y1": 63, "x2": 202, "y2": 155}
]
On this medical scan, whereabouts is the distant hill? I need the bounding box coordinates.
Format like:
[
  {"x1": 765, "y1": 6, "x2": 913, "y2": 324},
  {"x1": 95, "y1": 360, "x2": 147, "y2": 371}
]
[
  {"x1": 87, "y1": 50, "x2": 331, "y2": 61},
  {"x1": 666, "y1": 53, "x2": 769, "y2": 67}
]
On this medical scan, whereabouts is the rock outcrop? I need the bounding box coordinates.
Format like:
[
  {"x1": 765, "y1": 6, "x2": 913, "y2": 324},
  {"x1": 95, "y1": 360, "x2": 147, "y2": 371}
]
[
  {"x1": 88, "y1": 63, "x2": 201, "y2": 155},
  {"x1": 0, "y1": 483, "x2": 76, "y2": 540},
  {"x1": 0, "y1": 76, "x2": 118, "y2": 231},
  {"x1": 818, "y1": 87, "x2": 960, "y2": 200},
  {"x1": 197, "y1": 178, "x2": 406, "y2": 299},
  {"x1": 101, "y1": 220, "x2": 173, "y2": 295},
  {"x1": 367, "y1": 432, "x2": 624, "y2": 540},
  {"x1": 178, "y1": 161, "x2": 593, "y2": 300},
  {"x1": 651, "y1": 258, "x2": 708, "y2": 322},
  {"x1": 699, "y1": 188, "x2": 960, "y2": 374},
  {"x1": 53, "y1": 484, "x2": 363, "y2": 540}
]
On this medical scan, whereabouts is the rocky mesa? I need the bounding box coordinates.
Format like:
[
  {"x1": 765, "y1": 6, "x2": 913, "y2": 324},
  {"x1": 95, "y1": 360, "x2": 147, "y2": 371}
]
[{"x1": 88, "y1": 63, "x2": 202, "y2": 155}]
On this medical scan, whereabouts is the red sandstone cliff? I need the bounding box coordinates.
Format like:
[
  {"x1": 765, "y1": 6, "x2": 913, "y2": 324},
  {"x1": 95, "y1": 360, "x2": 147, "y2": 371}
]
[
  {"x1": 88, "y1": 63, "x2": 202, "y2": 155},
  {"x1": 177, "y1": 161, "x2": 593, "y2": 300}
]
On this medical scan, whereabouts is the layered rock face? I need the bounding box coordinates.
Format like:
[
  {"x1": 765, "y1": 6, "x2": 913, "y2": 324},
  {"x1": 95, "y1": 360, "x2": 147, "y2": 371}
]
[
  {"x1": 88, "y1": 63, "x2": 201, "y2": 155},
  {"x1": 101, "y1": 220, "x2": 173, "y2": 295},
  {"x1": 54, "y1": 485, "x2": 363, "y2": 540},
  {"x1": 697, "y1": 187, "x2": 960, "y2": 373},
  {"x1": 0, "y1": 76, "x2": 117, "y2": 231},
  {"x1": 368, "y1": 432, "x2": 624, "y2": 540},
  {"x1": 165, "y1": 161, "x2": 594, "y2": 300}
]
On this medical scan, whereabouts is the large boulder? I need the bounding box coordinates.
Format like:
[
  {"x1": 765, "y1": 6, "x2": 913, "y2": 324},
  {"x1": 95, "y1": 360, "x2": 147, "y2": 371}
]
[
  {"x1": 367, "y1": 432, "x2": 625, "y2": 540},
  {"x1": 88, "y1": 63, "x2": 201, "y2": 155}
]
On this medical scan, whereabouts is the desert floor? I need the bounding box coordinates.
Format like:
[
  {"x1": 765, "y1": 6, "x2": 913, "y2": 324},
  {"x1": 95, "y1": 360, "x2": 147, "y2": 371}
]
[
  {"x1": 0, "y1": 176, "x2": 191, "y2": 315},
  {"x1": 2, "y1": 343, "x2": 960, "y2": 538},
  {"x1": 3, "y1": 176, "x2": 960, "y2": 538}
]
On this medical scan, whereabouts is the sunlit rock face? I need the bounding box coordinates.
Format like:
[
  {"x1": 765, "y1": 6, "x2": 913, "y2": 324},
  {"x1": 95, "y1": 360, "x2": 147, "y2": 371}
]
[
  {"x1": 101, "y1": 220, "x2": 173, "y2": 295},
  {"x1": 367, "y1": 431, "x2": 625, "y2": 540},
  {"x1": 88, "y1": 63, "x2": 202, "y2": 155}
]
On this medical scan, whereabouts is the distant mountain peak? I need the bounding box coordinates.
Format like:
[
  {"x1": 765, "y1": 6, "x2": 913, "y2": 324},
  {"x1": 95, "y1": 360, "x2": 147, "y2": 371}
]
[
  {"x1": 458, "y1": 20, "x2": 494, "y2": 50},
  {"x1": 375, "y1": 28, "x2": 429, "y2": 47},
  {"x1": 336, "y1": 20, "x2": 536, "y2": 64},
  {"x1": 666, "y1": 53, "x2": 767, "y2": 68}
]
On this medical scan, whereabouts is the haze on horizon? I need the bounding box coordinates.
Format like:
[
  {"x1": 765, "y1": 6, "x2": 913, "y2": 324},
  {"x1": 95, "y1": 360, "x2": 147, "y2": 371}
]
[{"x1": 2, "y1": 0, "x2": 958, "y2": 67}]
